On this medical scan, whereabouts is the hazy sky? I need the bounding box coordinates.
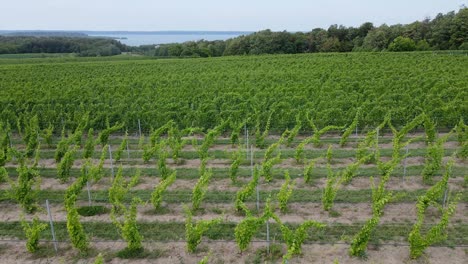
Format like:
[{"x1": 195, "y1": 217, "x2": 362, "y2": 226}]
[{"x1": 1, "y1": 0, "x2": 466, "y2": 31}]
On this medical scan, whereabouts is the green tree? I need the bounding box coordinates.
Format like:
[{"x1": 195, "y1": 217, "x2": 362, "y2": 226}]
[{"x1": 388, "y1": 36, "x2": 416, "y2": 51}]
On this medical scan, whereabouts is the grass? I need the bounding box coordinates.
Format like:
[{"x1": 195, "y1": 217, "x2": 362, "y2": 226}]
[
  {"x1": 77, "y1": 205, "x2": 110, "y2": 217},
  {"x1": 0, "y1": 222, "x2": 466, "y2": 245},
  {"x1": 9, "y1": 145, "x2": 461, "y2": 161},
  {"x1": 4, "y1": 164, "x2": 467, "y2": 180},
  {"x1": 249, "y1": 243, "x2": 284, "y2": 264},
  {"x1": 1, "y1": 188, "x2": 466, "y2": 204}
]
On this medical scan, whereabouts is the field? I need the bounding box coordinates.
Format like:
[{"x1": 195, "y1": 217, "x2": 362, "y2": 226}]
[{"x1": 0, "y1": 52, "x2": 467, "y2": 263}]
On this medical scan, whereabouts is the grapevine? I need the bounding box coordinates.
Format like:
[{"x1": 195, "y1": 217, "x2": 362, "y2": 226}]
[
  {"x1": 277, "y1": 171, "x2": 296, "y2": 213},
  {"x1": 151, "y1": 170, "x2": 176, "y2": 210},
  {"x1": 20, "y1": 215, "x2": 47, "y2": 253},
  {"x1": 184, "y1": 205, "x2": 222, "y2": 253}
]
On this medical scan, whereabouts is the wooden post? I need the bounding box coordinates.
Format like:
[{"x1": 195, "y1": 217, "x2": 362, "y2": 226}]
[
  {"x1": 266, "y1": 220, "x2": 270, "y2": 254},
  {"x1": 246, "y1": 126, "x2": 249, "y2": 160},
  {"x1": 86, "y1": 181, "x2": 92, "y2": 206},
  {"x1": 138, "y1": 119, "x2": 142, "y2": 137},
  {"x1": 109, "y1": 145, "x2": 114, "y2": 179},
  {"x1": 126, "y1": 140, "x2": 130, "y2": 159},
  {"x1": 46, "y1": 200, "x2": 58, "y2": 252},
  {"x1": 403, "y1": 145, "x2": 409, "y2": 179},
  {"x1": 443, "y1": 187, "x2": 449, "y2": 208}
]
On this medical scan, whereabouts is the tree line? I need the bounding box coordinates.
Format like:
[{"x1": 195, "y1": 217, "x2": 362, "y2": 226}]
[
  {"x1": 0, "y1": 36, "x2": 129, "y2": 57},
  {"x1": 143, "y1": 8, "x2": 467, "y2": 57}
]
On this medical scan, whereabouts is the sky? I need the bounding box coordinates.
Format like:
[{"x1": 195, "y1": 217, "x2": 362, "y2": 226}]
[{"x1": 1, "y1": 0, "x2": 466, "y2": 31}]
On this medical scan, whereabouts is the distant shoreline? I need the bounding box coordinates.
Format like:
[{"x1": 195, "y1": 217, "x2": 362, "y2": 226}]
[{"x1": 0, "y1": 30, "x2": 253, "y2": 35}]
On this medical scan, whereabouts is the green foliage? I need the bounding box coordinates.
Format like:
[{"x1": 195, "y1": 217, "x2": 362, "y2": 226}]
[
  {"x1": 22, "y1": 115, "x2": 40, "y2": 158},
  {"x1": 423, "y1": 115, "x2": 436, "y2": 145},
  {"x1": 261, "y1": 153, "x2": 281, "y2": 182},
  {"x1": 356, "y1": 129, "x2": 378, "y2": 163},
  {"x1": 230, "y1": 120, "x2": 246, "y2": 146},
  {"x1": 0, "y1": 51, "x2": 466, "y2": 132},
  {"x1": 0, "y1": 167, "x2": 7, "y2": 183},
  {"x1": 0, "y1": 124, "x2": 12, "y2": 166},
  {"x1": 111, "y1": 197, "x2": 144, "y2": 252},
  {"x1": 167, "y1": 125, "x2": 188, "y2": 163},
  {"x1": 20, "y1": 215, "x2": 47, "y2": 253},
  {"x1": 42, "y1": 123, "x2": 54, "y2": 148},
  {"x1": 65, "y1": 164, "x2": 89, "y2": 200},
  {"x1": 137, "y1": 134, "x2": 146, "y2": 150},
  {"x1": 98, "y1": 121, "x2": 124, "y2": 146},
  {"x1": 261, "y1": 140, "x2": 283, "y2": 182},
  {"x1": 303, "y1": 159, "x2": 316, "y2": 184},
  {"x1": 455, "y1": 119, "x2": 468, "y2": 159},
  {"x1": 322, "y1": 165, "x2": 340, "y2": 211},
  {"x1": 307, "y1": 114, "x2": 343, "y2": 147},
  {"x1": 235, "y1": 199, "x2": 275, "y2": 252},
  {"x1": 235, "y1": 166, "x2": 259, "y2": 212},
  {"x1": 88, "y1": 145, "x2": 108, "y2": 182},
  {"x1": 422, "y1": 135, "x2": 449, "y2": 184},
  {"x1": 57, "y1": 146, "x2": 77, "y2": 183},
  {"x1": 149, "y1": 120, "x2": 174, "y2": 146},
  {"x1": 349, "y1": 174, "x2": 393, "y2": 257},
  {"x1": 65, "y1": 193, "x2": 89, "y2": 252},
  {"x1": 94, "y1": 253, "x2": 104, "y2": 264},
  {"x1": 342, "y1": 160, "x2": 361, "y2": 184},
  {"x1": 192, "y1": 158, "x2": 213, "y2": 211},
  {"x1": 64, "y1": 164, "x2": 90, "y2": 252},
  {"x1": 255, "y1": 111, "x2": 273, "y2": 149},
  {"x1": 198, "y1": 121, "x2": 227, "y2": 159},
  {"x1": 409, "y1": 194, "x2": 461, "y2": 259},
  {"x1": 294, "y1": 139, "x2": 309, "y2": 164},
  {"x1": 326, "y1": 144, "x2": 333, "y2": 164},
  {"x1": 277, "y1": 171, "x2": 296, "y2": 213},
  {"x1": 389, "y1": 113, "x2": 425, "y2": 157},
  {"x1": 77, "y1": 205, "x2": 109, "y2": 217},
  {"x1": 286, "y1": 113, "x2": 302, "y2": 147},
  {"x1": 151, "y1": 171, "x2": 176, "y2": 210},
  {"x1": 349, "y1": 214, "x2": 380, "y2": 257},
  {"x1": 109, "y1": 166, "x2": 140, "y2": 214},
  {"x1": 388, "y1": 36, "x2": 416, "y2": 51},
  {"x1": 54, "y1": 127, "x2": 69, "y2": 162},
  {"x1": 340, "y1": 109, "x2": 360, "y2": 147},
  {"x1": 184, "y1": 206, "x2": 222, "y2": 253},
  {"x1": 70, "y1": 115, "x2": 88, "y2": 146},
  {"x1": 459, "y1": 141, "x2": 468, "y2": 159},
  {"x1": 155, "y1": 140, "x2": 172, "y2": 179},
  {"x1": 6, "y1": 161, "x2": 40, "y2": 213},
  {"x1": 408, "y1": 160, "x2": 457, "y2": 258},
  {"x1": 455, "y1": 118, "x2": 467, "y2": 146},
  {"x1": 235, "y1": 216, "x2": 264, "y2": 252},
  {"x1": 416, "y1": 40, "x2": 430, "y2": 51},
  {"x1": 279, "y1": 220, "x2": 325, "y2": 262},
  {"x1": 142, "y1": 143, "x2": 156, "y2": 163},
  {"x1": 114, "y1": 131, "x2": 128, "y2": 162},
  {"x1": 229, "y1": 146, "x2": 245, "y2": 184},
  {"x1": 83, "y1": 128, "x2": 95, "y2": 159}
]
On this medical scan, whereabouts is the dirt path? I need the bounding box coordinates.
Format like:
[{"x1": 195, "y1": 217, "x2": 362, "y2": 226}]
[
  {"x1": 2, "y1": 202, "x2": 466, "y2": 225},
  {"x1": 0, "y1": 240, "x2": 465, "y2": 264},
  {"x1": 1, "y1": 175, "x2": 464, "y2": 192}
]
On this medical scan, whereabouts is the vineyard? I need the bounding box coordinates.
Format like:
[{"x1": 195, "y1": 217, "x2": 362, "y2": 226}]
[{"x1": 0, "y1": 52, "x2": 467, "y2": 263}]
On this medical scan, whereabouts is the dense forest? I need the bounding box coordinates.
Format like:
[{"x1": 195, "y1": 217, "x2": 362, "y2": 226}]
[
  {"x1": 0, "y1": 36, "x2": 129, "y2": 56},
  {"x1": 145, "y1": 8, "x2": 467, "y2": 57},
  {"x1": 0, "y1": 8, "x2": 466, "y2": 57}
]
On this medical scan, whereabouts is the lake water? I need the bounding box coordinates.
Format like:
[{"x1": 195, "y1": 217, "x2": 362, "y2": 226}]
[{"x1": 87, "y1": 32, "x2": 249, "y2": 46}]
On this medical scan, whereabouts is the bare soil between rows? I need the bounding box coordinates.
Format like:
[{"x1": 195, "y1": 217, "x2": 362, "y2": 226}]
[
  {"x1": 0, "y1": 240, "x2": 465, "y2": 264},
  {"x1": 2, "y1": 202, "x2": 466, "y2": 225},
  {"x1": 1, "y1": 175, "x2": 465, "y2": 193}
]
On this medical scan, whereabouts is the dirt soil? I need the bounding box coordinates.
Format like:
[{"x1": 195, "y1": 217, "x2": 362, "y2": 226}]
[{"x1": 0, "y1": 240, "x2": 466, "y2": 264}]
